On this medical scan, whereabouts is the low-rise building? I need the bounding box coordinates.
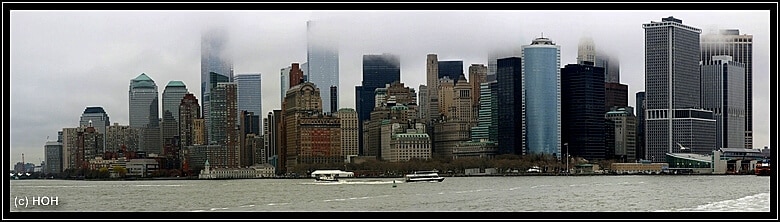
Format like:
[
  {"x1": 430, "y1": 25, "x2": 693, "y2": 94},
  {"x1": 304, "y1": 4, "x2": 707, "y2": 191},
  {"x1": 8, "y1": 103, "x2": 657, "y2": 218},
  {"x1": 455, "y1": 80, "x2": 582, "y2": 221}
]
[{"x1": 199, "y1": 160, "x2": 276, "y2": 179}]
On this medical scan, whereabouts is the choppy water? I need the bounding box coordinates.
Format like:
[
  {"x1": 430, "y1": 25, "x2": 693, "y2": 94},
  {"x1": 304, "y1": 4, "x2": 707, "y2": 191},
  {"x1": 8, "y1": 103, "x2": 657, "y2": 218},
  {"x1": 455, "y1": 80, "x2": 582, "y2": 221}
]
[{"x1": 9, "y1": 175, "x2": 771, "y2": 214}]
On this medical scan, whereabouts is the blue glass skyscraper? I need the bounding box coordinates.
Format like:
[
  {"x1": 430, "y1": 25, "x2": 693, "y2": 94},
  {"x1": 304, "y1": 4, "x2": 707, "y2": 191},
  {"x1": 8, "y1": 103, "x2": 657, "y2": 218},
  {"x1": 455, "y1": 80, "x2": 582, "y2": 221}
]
[{"x1": 522, "y1": 37, "x2": 561, "y2": 156}]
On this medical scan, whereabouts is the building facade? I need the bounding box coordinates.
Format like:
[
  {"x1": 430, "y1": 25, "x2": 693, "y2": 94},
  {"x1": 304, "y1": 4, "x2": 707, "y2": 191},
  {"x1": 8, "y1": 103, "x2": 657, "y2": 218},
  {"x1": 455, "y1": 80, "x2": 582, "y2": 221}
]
[
  {"x1": 522, "y1": 37, "x2": 561, "y2": 156},
  {"x1": 561, "y1": 62, "x2": 606, "y2": 161},
  {"x1": 701, "y1": 29, "x2": 753, "y2": 149},
  {"x1": 307, "y1": 20, "x2": 340, "y2": 115},
  {"x1": 643, "y1": 16, "x2": 715, "y2": 162},
  {"x1": 701, "y1": 56, "x2": 746, "y2": 149},
  {"x1": 129, "y1": 73, "x2": 160, "y2": 154}
]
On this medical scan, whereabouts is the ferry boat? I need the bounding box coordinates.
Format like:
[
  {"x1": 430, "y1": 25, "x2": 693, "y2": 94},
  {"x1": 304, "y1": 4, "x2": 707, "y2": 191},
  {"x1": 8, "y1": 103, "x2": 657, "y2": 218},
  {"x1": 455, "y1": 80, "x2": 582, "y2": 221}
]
[
  {"x1": 404, "y1": 170, "x2": 445, "y2": 183},
  {"x1": 755, "y1": 159, "x2": 771, "y2": 176},
  {"x1": 310, "y1": 170, "x2": 354, "y2": 182}
]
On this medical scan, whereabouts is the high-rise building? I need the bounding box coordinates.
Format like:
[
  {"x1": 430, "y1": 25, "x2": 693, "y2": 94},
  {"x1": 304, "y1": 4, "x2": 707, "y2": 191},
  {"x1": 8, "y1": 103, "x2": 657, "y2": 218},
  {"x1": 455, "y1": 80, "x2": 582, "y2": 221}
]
[
  {"x1": 701, "y1": 29, "x2": 753, "y2": 149},
  {"x1": 210, "y1": 82, "x2": 239, "y2": 167},
  {"x1": 438, "y1": 60, "x2": 464, "y2": 84},
  {"x1": 162, "y1": 81, "x2": 188, "y2": 125},
  {"x1": 437, "y1": 76, "x2": 455, "y2": 119},
  {"x1": 235, "y1": 74, "x2": 262, "y2": 128},
  {"x1": 596, "y1": 51, "x2": 621, "y2": 83},
  {"x1": 44, "y1": 141, "x2": 63, "y2": 174},
  {"x1": 105, "y1": 123, "x2": 138, "y2": 153},
  {"x1": 468, "y1": 64, "x2": 487, "y2": 116},
  {"x1": 522, "y1": 37, "x2": 561, "y2": 156},
  {"x1": 496, "y1": 57, "x2": 523, "y2": 155},
  {"x1": 240, "y1": 110, "x2": 261, "y2": 166},
  {"x1": 488, "y1": 48, "x2": 522, "y2": 82},
  {"x1": 577, "y1": 36, "x2": 596, "y2": 65},
  {"x1": 79, "y1": 106, "x2": 109, "y2": 150},
  {"x1": 425, "y1": 54, "x2": 440, "y2": 125},
  {"x1": 418, "y1": 85, "x2": 428, "y2": 124},
  {"x1": 62, "y1": 126, "x2": 103, "y2": 170},
  {"x1": 605, "y1": 82, "x2": 628, "y2": 112},
  {"x1": 201, "y1": 28, "x2": 233, "y2": 132},
  {"x1": 337, "y1": 108, "x2": 359, "y2": 159},
  {"x1": 635, "y1": 91, "x2": 646, "y2": 160},
  {"x1": 605, "y1": 107, "x2": 637, "y2": 162},
  {"x1": 179, "y1": 93, "x2": 200, "y2": 148},
  {"x1": 162, "y1": 81, "x2": 188, "y2": 150},
  {"x1": 471, "y1": 81, "x2": 499, "y2": 143},
  {"x1": 206, "y1": 72, "x2": 230, "y2": 144},
  {"x1": 561, "y1": 62, "x2": 606, "y2": 161},
  {"x1": 283, "y1": 82, "x2": 323, "y2": 172},
  {"x1": 307, "y1": 20, "x2": 339, "y2": 115},
  {"x1": 79, "y1": 107, "x2": 110, "y2": 137},
  {"x1": 701, "y1": 56, "x2": 746, "y2": 149},
  {"x1": 643, "y1": 16, "x2": 715, "y2": 162},
  {"x1": 129, "y1": 73, "x2": 160, "y2": 154},
  {"x1": 356, "y1": 53, "x2": 400, "y2": 155},
  {"x1": 281, "y1": 66, "x2": 290, "y2": 102},
  {"x1": 289, "y1": 63, "x2": 304, "y2": 89}
]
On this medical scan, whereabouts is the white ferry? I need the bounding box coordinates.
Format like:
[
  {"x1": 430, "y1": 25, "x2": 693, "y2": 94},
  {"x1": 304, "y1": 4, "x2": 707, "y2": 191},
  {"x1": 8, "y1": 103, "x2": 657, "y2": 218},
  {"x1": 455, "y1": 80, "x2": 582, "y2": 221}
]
[
  {"x1": 310, "y1": 170, "x2": 354, "y2": 182},
  {"x1": 404, "y1": 170, "x2": 445, "y2": 183}
]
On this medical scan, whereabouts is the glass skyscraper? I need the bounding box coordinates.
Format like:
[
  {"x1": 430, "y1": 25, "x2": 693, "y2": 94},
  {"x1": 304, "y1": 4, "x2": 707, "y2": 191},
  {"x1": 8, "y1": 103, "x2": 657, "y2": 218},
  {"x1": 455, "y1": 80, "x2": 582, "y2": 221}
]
[
  {"x1": 561, "y1": 62, "x2": 606, "y2": 160},
  {"x1": 201, "y1": 28, "x2": 233, "y2": 140},
  {"x1": 356, "y1": 53, "x2": 400, "y2": 155},
  {"x1": 496, "y1": 57, "x2": 523, "y2": 155},
  {"x1": 522, "y1": 37, "x2": 561, "y2": 156},
  {"x1": 235, "y1": 73, "x2": 262, "y2": 131},
  {"x1": 129, "y1": 73, "x2": 160, "y2": 154},
  {"x1": 162, "y1": 81, "x2": 188, "y2": 149},
  {"x1": 307, "y1": 20, "x2": 339, "y2": 114},
  {"x1": 700, "y1": 29, "x2": 753, "y2": 149}
]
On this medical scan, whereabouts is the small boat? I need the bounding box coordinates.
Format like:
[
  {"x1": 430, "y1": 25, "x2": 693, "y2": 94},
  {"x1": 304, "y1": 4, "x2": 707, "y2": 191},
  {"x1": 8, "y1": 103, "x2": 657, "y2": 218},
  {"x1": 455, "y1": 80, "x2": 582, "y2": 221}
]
[
  {"x1": 310, "y1": 170, "x2": 354, "y2": 182},
  {"x1": 404, "y1": 170, "x2": 445, "y2": 183},
  {"x1": 755, "y1": 159, "x2": 771, "y2": 176}
]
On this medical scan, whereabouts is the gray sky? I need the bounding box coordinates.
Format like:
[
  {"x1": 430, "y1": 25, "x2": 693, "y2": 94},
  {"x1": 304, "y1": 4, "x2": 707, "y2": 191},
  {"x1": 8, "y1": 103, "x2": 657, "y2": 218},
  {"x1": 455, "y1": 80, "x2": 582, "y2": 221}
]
[{"x1": 9, "y1": 10, "x2": 772, "y2": 169}]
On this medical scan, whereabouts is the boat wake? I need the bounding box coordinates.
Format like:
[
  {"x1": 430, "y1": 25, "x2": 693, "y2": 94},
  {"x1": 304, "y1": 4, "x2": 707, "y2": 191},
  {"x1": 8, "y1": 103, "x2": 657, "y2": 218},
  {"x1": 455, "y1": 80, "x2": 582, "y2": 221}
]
[{"x1": 667, "y1": 193, "x2": 770, "y2": 212}]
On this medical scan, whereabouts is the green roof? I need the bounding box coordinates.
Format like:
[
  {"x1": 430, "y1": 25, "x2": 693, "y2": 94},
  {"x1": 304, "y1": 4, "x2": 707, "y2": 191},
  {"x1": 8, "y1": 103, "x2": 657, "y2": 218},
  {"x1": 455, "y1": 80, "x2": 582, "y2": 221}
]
[
  {"x1": 133, "y1": 73, "x2": 153, "y2": 81},
  {"x1": 167, "y1": 80, "x2": 186, "y2": 87}
]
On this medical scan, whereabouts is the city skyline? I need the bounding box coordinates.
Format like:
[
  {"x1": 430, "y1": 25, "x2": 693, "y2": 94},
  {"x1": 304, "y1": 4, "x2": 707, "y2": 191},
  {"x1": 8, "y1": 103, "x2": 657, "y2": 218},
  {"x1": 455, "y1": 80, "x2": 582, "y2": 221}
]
[{"x1": 9, "y1": 10, "x2": 772, "y2": 168}]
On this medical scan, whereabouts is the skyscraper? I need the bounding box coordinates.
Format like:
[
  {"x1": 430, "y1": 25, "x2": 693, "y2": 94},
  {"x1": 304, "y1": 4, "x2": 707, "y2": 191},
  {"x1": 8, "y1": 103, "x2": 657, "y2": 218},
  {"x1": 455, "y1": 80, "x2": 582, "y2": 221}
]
[
  {"x1": 468, "y1": 64, "x2": 487, "y2": 115},
  {"x1": 211, "y1": 82, "x2": 239, "y2": 167},
  {"x1": 201, "y1": 28, "x2": 233, "y2": 135},
  {"x1": 206, "y1": 72, "x2": 230, "y2": 144},
  {"x1": 561, "y1": 62, "x2": 606, "y2": 161},
  {"x1": 307, "y1": 20, "x2": 339, "y2": 114},
  {"x1": 235, "y1": 73, "x2": 262, "y2": 130},
  {"x1": 162, "y1": 81, "x2": 188, "y2": 150},
  {"x1": 605, "y1": 82, "x2": 628, "y2": 112},
  {"x1": 643, "y1": 16, "x2": 715, "y2": 162},
  {"x1": 701, "y1": 56, "x2": 746, "y2": 149},
  {"x1": 162, "y1": 81, "x2": 188, "y2": 125},
  {"x1": 701, "y1": 29, "x2": 753, "y2": 149},
  {"x1": 79, "y1": 106, "x2": 109, "y2": 150},
  {"x1": 425, "y1": 54, "x2": 440, "y2": 125},
  {"x1": 356, "y1": 53, "x2": 400, "y2": 155},
  {"x1": 577, "y1": 36, "x2": 596, "y2": 65},
  {"x1": 496, "y1": 57, "x2": 523, "y2": 155},
  {"x1": 179, "y1": 93, "x2": 200, "y2": 148},
  {"x1": 438, "y1": 60, "x2": 464, "y2": 84},
  {"x1": 129, "y1": 73, "x2": 160, "y2": 154},
  {"x1": 488, "y1": 48, "x2": 522, "y2": 82},
  {"x1": 635, "y1": 91, "x2": 646, "y2": 160},
  {"x1": 522, "y1": 36, "x2": 561, "y2": 156}
]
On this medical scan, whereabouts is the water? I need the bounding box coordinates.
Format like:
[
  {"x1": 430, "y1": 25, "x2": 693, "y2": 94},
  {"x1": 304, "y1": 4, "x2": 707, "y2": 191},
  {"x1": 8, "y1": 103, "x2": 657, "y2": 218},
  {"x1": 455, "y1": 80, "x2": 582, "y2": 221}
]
[{"x1": 9, "y1": 175, "x2": 771, "y2": 213}]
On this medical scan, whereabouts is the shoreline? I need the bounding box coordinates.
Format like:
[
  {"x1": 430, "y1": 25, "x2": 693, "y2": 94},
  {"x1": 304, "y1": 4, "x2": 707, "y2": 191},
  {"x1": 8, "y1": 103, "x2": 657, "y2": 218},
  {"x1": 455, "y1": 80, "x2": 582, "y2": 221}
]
[{"x1": 11, "y1": 173, "x2": 761, "y2": 181}]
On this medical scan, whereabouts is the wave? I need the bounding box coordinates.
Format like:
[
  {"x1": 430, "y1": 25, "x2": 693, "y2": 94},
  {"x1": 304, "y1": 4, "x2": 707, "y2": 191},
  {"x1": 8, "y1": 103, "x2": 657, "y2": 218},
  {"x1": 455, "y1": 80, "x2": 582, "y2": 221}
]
[{"x1": 672, "y1": 193, "x2": 770, "y2": 212}]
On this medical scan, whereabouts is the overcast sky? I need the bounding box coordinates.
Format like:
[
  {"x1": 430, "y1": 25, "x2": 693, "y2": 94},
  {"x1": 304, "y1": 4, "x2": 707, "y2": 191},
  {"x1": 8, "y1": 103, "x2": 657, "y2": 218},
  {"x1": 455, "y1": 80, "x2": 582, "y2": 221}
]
[{"x1": 9, "y1": 10, "x2": 772, "y2": 169}]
